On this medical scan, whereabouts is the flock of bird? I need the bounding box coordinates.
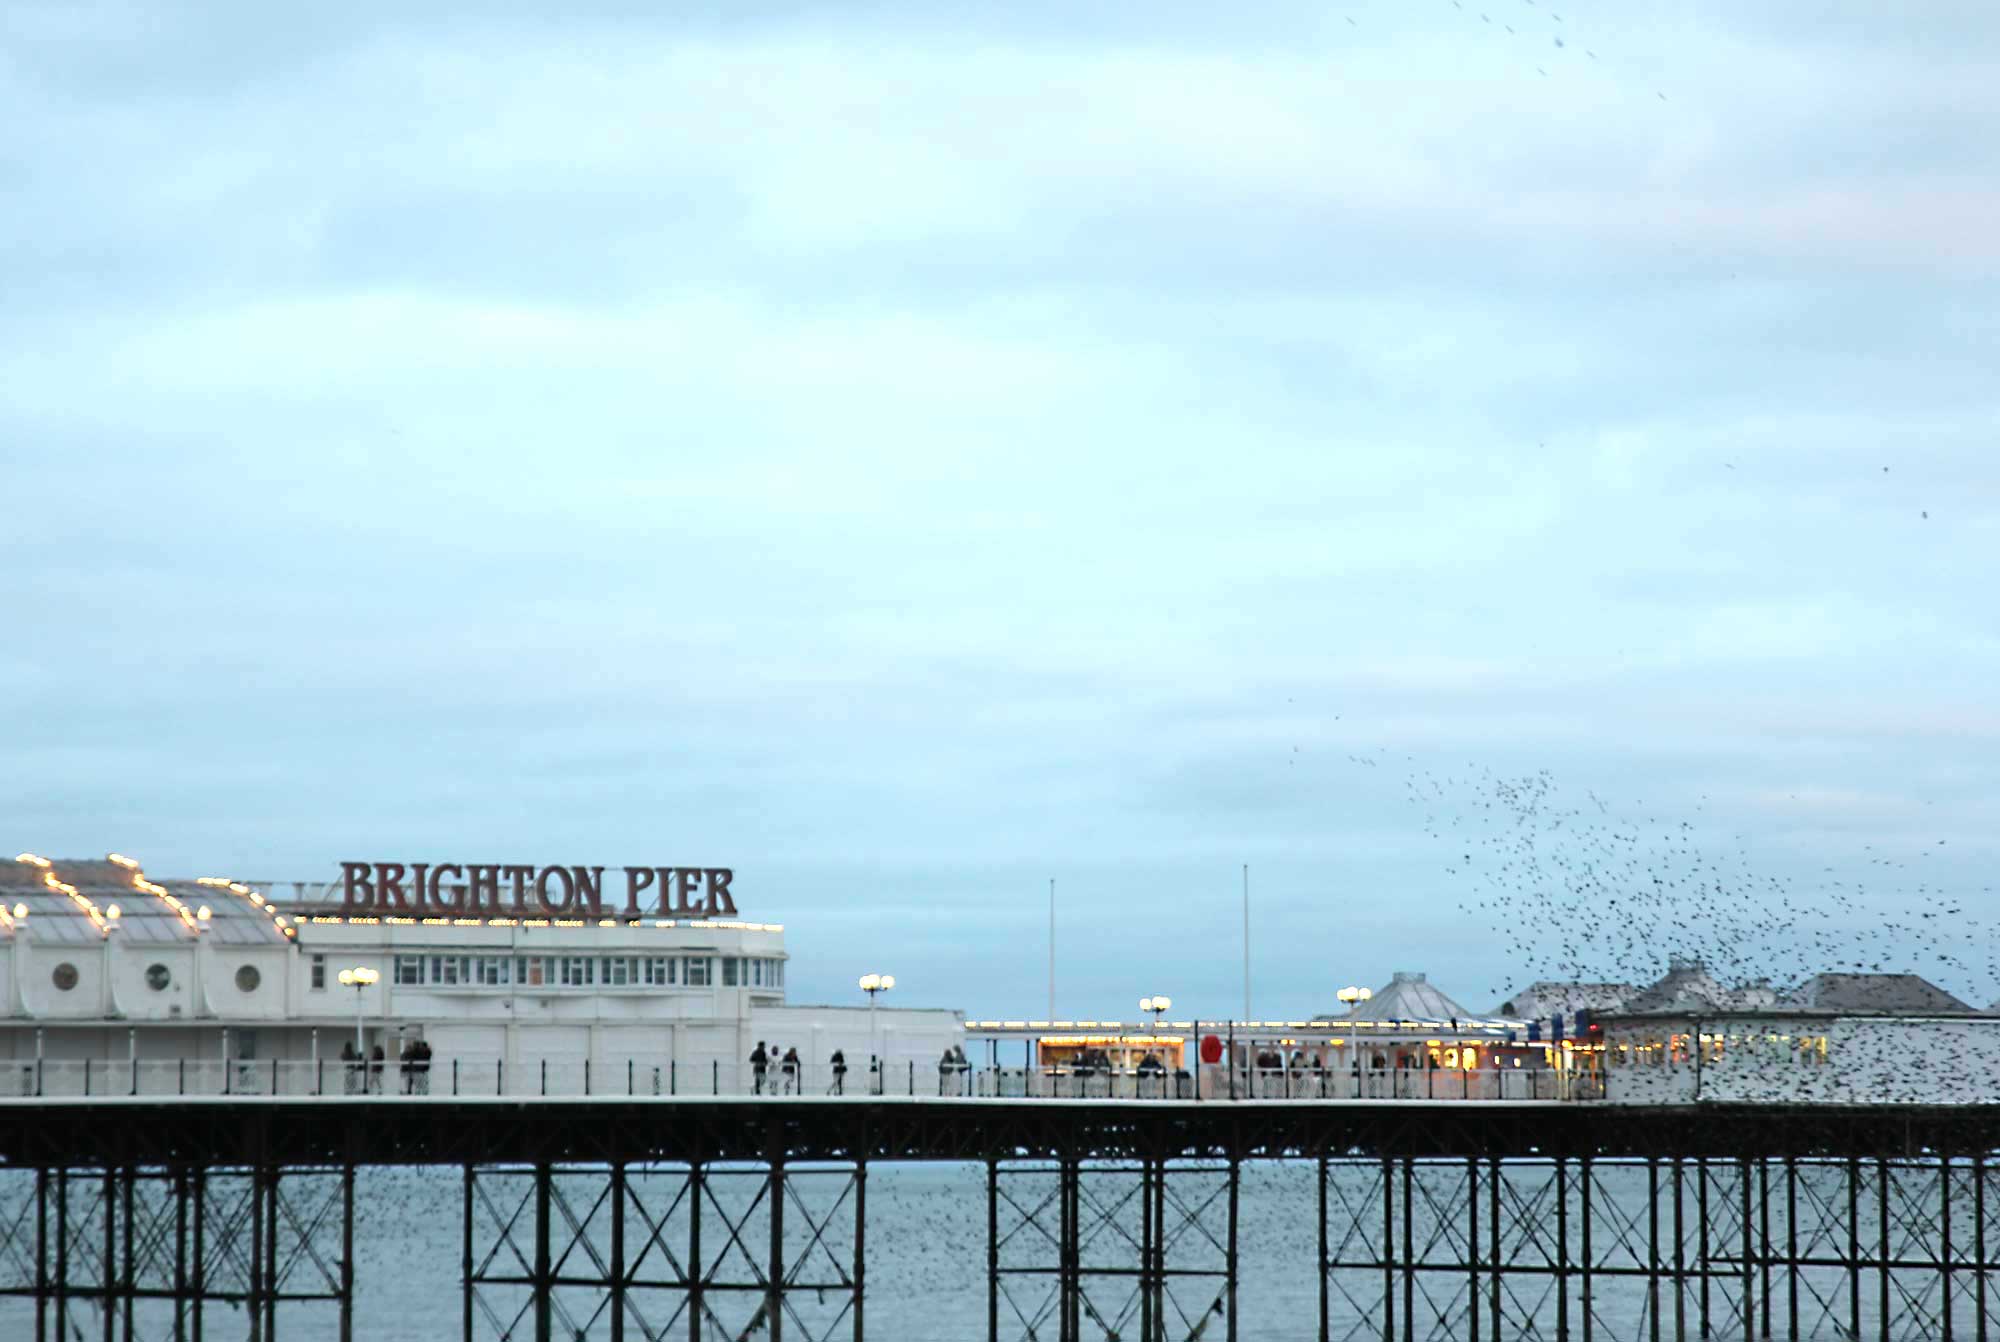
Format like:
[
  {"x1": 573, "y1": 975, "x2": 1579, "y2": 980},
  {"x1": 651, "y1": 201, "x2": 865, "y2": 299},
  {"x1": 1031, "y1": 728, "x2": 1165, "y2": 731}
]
[{"x1": 1374, "y1": 760, "x2": 1994, "y2": 1014}]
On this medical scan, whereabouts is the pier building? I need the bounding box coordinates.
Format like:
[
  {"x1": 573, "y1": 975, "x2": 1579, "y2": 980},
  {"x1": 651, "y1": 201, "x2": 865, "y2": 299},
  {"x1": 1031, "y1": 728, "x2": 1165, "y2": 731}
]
[{"x1": 0, "y1": 853, "x2": 963, "y2": 1094}]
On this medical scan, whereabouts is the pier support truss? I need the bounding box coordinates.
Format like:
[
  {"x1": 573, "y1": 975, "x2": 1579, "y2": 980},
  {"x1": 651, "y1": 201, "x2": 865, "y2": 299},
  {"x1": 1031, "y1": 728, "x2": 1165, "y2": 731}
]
[
  {"x1": 989, "y1": 1157, "x2": 1236, "y2": 1342},
  {"x1": 463, "y1": 1159, "x2": 865, "y2": 1342},
  {"x1": 1316, "y1": 1153, "x2": 2000, "y2": 1342},
  {"x1": 0, "y1": 1162, "x2": 352, "y2": 1341}
]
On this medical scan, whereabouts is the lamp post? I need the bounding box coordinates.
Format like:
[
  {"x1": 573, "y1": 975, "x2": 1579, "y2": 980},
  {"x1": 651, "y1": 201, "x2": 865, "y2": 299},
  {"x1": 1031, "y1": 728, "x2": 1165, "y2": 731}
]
[
  {"x1": 1139, "y1": 995, "x2": 1171, "y2": 1036},
  {"x1": 1337, "y1": 985, "x2": 1373, "y2": 1011},
  {"x1": 859, "y1": 973, "x2": 894, "y2": 1093},
  {"x1": 337, "y1": 967, "x2": 379, "y2": 1057}
]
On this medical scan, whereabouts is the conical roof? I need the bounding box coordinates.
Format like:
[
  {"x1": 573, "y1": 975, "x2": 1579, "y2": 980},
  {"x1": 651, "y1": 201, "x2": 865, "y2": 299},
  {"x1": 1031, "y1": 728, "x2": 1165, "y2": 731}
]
[
  {"x1": 1332, "y1": 971, "x2": 1479, "y2": 1026},
  {"x1": 1622, "y1": 957, "x2": 1737, "y2": 1014}
]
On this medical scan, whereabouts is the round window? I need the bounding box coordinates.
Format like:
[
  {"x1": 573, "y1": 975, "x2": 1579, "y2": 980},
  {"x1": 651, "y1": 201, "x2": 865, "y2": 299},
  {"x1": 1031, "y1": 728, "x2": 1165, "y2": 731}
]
[
  {"x1": 51, "y1": 963, "x2": 78, "y2": 992},
  {"x1": 145, "y1": 963, "x2": 171, "y2": 991},
  {"x1": 235, "y1": 965, "x2": 261, "y2": 993}
]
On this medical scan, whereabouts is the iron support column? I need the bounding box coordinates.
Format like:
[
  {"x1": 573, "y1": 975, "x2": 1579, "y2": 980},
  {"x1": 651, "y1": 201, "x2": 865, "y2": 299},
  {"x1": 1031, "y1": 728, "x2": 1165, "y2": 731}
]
[
  {"x1": 1317, "y1": 1156, "x2": 1329, "y2": 1342},
  {"x1": 461, "y1": 1166, "x2": 474, "y2": 1342},
  {"x1": 853, "y1": 1160, "x2": 867, "y2": 1342},
  {"x1": 534, "y1": 1162, "x2": 552, "y2": 1342},
  {"x1": 610, "y1": 1161, "x2": 626, "y2": 1342},
  {"x1": 768, "y1": 1148, "x2": 785, "y2": 1342},
  {"x1": 1227, "y1": 1157, "x2": 1239, "y2": 1342},
  {"x1": 688, "y1": 1163, "x2": 704, "y2": 1342},
  {"x1": 1466, "y1": 1157, "x2": 1480, "y2": 1342},
  {"x1": 986, "y1": 1161, "x2": 999, "y2": 1342},
  {"x1": 1556, "y1": 1157, "x2": 1570, "y2": 1342},
  {"x1": 1380, "y1": 1156, "x2": 1395, "y2": 1342},
  {"x1": 1581, "y1": 1157, "x2": 1593, "y2": 1342}
]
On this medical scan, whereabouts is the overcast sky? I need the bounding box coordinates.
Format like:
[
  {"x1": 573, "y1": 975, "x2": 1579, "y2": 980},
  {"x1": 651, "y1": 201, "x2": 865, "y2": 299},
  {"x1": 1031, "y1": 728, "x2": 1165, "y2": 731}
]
[{"x1": 5, "y1": 1, "x2": 1997, "y2": 1020}]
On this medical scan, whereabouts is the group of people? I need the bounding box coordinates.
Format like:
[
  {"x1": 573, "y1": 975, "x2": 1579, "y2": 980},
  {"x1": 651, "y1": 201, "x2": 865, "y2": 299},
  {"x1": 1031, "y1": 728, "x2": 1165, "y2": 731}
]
[
  {"x1": 748, "y1": 1040, "x2": 808, "y2": 1095},
  {"x1": 748, "y1": 1042, "x2": 896, "y2": 1095},
  {"x1": 936, "y1": 1043, "x2": 970, "y2": 1093},
  {"x1": 1252, "y1": 1048, "x2": 1323, "y2": 1074},
  {"x1": 1065, "y1": 1048, "x2": 1171, "y2": 1077},
  {"x1": 398, "y1": 1036, "x2": 435, "y2": 1093},
  {"x1": 337, "y1": 1035, "x2": 433, "y2": 1094}
]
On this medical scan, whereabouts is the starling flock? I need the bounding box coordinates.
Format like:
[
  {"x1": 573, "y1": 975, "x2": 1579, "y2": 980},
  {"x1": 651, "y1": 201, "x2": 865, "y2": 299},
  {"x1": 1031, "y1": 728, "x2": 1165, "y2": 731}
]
[{"x1": 1375, "y1": 762, "x2": 1995, "y2": 1019}]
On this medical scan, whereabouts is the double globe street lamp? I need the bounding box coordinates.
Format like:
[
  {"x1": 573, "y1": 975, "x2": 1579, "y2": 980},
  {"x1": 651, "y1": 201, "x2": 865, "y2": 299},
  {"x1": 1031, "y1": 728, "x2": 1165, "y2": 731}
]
[
  {"x1": 338, "y1": 966, "x2": 379, "y2": 1057},
  {"x1": 859, "y1": 973, "x2": 895, "y2": 1093},
  {"x1": 1139, "y1": 995, "x2": 1172, "y2": 1034}
]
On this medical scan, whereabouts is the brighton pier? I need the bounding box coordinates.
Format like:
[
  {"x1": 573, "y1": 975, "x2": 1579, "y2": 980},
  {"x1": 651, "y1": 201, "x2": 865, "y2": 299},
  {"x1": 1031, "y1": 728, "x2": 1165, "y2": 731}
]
[{"x1": 3, "y1": 853, "x2": 1997, "y2": 1341}]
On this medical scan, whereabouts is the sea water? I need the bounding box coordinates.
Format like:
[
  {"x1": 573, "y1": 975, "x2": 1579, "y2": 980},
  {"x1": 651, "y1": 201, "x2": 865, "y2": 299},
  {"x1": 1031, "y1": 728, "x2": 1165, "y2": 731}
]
[{"x1": 0, "y1": 1160, "x2": 1955, "y2": 1339}]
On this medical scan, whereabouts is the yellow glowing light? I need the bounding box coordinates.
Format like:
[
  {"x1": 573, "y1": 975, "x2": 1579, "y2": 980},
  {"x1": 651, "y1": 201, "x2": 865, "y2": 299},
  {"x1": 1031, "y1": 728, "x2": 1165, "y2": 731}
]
[
  {"x1": 15, "y1": 854, "x2": 52, "y2": 868},
  {"x1": 106, "y1": 853, "x2": 138, "y2": 869}
]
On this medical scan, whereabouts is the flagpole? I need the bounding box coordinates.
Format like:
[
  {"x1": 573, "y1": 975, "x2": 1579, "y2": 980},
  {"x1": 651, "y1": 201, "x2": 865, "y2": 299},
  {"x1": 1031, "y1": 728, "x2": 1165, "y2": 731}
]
[{"x1": 1242, "y1": 863, "x2": 1250, "y2": 1024}]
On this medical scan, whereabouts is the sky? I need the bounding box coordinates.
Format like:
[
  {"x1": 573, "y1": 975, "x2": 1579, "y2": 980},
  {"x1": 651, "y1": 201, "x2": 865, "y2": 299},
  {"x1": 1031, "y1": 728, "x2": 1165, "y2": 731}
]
[{"x1": 4, "y1": 1, "x2": 1998, "y2": 1021}]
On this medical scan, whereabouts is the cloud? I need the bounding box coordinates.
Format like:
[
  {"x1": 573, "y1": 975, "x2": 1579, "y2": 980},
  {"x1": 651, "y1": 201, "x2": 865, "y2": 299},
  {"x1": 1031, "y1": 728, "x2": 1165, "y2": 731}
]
[{"x1": 4, "y1": 1, "x2": 1999, "y2": 1013}]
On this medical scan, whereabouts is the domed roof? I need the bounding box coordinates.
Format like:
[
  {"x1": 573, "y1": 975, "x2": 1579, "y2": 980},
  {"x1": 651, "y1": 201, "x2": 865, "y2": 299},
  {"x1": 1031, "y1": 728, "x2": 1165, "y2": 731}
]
[
  {"x1": 1329, "y1": 971, "x2": 1480, "y2": 1026},
  {"x1": 3, "y1": 854, "x2": 291, "y2": 946}
]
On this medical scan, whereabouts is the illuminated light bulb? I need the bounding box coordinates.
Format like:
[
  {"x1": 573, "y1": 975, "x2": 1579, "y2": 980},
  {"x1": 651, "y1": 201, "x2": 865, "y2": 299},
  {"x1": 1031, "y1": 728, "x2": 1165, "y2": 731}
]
[
  {"x1": 196, "y1": 906, "x2": 211, "y2": 921},
  {"x1": 10, "y1": 904, "x2": 23, "y2": 919},
  {"x1": 105, "y1": 904, "x2": 121, "y2": 920}
]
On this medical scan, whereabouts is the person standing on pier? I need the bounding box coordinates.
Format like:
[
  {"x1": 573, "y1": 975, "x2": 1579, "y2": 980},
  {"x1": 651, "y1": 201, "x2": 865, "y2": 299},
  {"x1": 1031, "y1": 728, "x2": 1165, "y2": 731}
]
[
  {"x1": 750, "y1": 1040, "x2": 769, "y2": 1095},
  {"x1": 829, "y1": 1049, "x2": 846, "y2": 1095},
  {"x1": 781, "y1": 1045, "x2": 799, "y2": 1094}
]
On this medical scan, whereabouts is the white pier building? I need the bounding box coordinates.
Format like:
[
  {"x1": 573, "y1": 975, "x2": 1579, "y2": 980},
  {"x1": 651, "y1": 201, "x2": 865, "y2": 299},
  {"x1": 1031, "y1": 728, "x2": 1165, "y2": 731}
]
[{"x1": 0, "y1": 853, "x2": 963, "y2": 1095}]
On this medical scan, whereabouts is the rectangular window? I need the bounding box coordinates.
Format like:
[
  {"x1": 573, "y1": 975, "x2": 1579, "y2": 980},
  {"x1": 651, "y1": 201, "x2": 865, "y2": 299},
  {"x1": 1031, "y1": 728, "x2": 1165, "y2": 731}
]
[
  {"x1": 517, "y1": 956, "x2": 548, "y2": 988},
  {"x1": 683, "y1": 956, "x2": 711, "y2": 987},
  {"x1": 310, "y1": 955, "x2": 326, "y2": 990},
  {"x1": 643, "y1": 956, "x2": 672, "y2": 986},
  {"x1": 394, "y1": 955, "x2": 425, "y2": 986},
  {"x1": 722, "y1": 957, "x2": 740, "y2": 987},
  {"x1": 477, "y1": 956, "x2": 510, "y2": 986},
  {"x1": 604, "y1": 957, "x2": 631, "y2": 987},
  {"x1": 560, "y1": 956, "x2": 593, "y2": 988},
  {"x1": 429, "y1": 955, "x2": 462, "y2": 986}
]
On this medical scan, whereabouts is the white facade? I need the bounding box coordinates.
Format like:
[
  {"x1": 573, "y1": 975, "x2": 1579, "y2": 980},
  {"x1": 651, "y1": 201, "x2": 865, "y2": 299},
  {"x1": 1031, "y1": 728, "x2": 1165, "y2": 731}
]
[
  {"x1": 1, "y1": 855, "x2": 963, "y2": 1096},
  {"x1": 1601, "y1": 1012, "x2": 2000, "y2": 1106}
]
